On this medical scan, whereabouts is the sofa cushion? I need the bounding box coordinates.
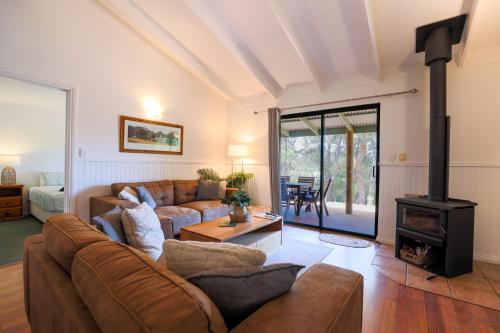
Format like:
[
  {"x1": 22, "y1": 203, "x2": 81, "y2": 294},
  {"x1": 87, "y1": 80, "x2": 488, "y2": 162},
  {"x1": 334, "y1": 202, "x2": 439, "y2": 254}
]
[
  {"x1": 111, "y1": 181, "x2": 174, "y2": 206},
  {"x1": 72, "y1": 242, "x2": 227, "y2": 333},
  {"x1": 230, "y1": 264, "x2": 364, "y2": 333},
  {"x1": 188, "y1": 264, "x2": 304, "y2": 328},
  {"x1": 24, "y1": 235, "x2": 102, "y2": 333},
  {"x1": 136, "y1": 185, "x2": 157, "y2": 209},
  {"x1": 159, "y1": 239, "x2": 267, "y2": 278},
  {"x1": 179, "y1": 200, "x2": 230, "y2": 221},
  {"x1": 117, "y1": 187, "x2": 140, "y2": 204},
  {"x1": 197, "y1": 180, "x2": 222, "y2": 201},
  {"x1": 173, "y1": 180, "x2": 198, "y2": 205},
  {"x1": 42, "y1": 214, "x2": 108, "y2": 274},
  {"x1": 122, "y1": 203, "x2": 164, "y2": 260},
  {"x1": 143, "y1": 181, "x2": 174, "y2": 207},
  {"x1": 155, "y1": 206, "x2": 201, "y2": 235},
  {"x1": 93, "y1": 205, "x2": 126, "y2": 243}
]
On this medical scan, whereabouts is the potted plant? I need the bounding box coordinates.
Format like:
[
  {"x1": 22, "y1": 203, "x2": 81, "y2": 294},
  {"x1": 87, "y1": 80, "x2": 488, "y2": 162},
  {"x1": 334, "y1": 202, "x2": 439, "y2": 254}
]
[
  {"x1": 223, "y1": 189, "x2": 252, "y2": 222},
  {"x1": 226, "y1": 171, "x2": 253, "y2": 189},
  {"x1": 196, "y1": 168, "x2": 222, "y2": 181}
]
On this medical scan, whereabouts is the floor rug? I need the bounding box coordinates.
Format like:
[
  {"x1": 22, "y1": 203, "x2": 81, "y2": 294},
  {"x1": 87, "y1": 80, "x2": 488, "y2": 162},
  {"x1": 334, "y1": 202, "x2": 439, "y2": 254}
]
[
  {"x1": 0, "y1": 217, "x2": 43, "y2": 264},
  {"x1": 319, "y1": 233, "x2": 372, "y2": 248},
  {"x1": 266, "y1": 238, "x2": 333, "y2": 275}
]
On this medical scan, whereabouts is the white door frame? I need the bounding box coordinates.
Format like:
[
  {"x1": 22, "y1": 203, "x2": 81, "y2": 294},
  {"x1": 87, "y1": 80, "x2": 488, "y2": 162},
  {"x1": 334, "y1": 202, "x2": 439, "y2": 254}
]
[{"x1": 0, "y1": 67, "x2": 77, "y2": 214}]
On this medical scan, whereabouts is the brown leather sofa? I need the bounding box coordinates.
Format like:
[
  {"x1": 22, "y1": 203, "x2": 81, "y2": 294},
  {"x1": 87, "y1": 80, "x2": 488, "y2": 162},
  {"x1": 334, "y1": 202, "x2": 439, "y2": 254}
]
[
  {"x1": 90, "y1": 180, "x2": 238, "y2": 239},
  {"x1": 24, "y1": 214, "x2": 364, "y2": 333}
]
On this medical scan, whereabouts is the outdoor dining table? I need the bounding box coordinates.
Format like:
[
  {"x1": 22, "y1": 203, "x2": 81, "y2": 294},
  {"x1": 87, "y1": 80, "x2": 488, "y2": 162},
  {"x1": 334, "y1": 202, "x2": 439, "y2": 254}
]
[{"x1": 285, "y1": 182, "x2": 312, "y2": 216}]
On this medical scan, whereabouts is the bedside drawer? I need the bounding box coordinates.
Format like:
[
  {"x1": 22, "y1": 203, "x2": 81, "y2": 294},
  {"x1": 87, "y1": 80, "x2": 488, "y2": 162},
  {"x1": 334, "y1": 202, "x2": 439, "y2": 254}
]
[
  {"x1": 0, "y1": 207, "x2": 22, "y2": 219},
  {"x1": 0, "y1": 196, "x2": 22, "y2": 208}
]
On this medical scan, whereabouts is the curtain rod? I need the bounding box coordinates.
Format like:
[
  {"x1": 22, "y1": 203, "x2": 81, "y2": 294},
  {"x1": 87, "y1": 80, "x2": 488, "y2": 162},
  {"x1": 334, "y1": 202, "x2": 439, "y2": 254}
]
[{"x1": 253, "y1": 88, "x2": 418, "y2": 114}]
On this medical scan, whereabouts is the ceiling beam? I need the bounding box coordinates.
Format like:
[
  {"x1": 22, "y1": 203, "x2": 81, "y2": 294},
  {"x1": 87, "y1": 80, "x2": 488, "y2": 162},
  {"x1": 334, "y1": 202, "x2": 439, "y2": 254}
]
[
  {"x1": 361, "y1": 0, "x2": 381, "y2": 80},
  {"x1": 299, "y1": 118, "x2": 319, "y2": 135},
  {"x1": 184, "y1": 0, "x2": 282, "y2": 98},
  {"x1": 339, "y1": 114, "x2": 354, "y2": 132},
  {"x1": 267, "y1": 0, "x2": 324, "y2": 90},
  {"x1": 458, "y1": 0, "x2": 479, "y2": 67},
  {"x1": 96, "y1": 0, "x2": 240, "y2": 103},
  {"x1": 280, "y1": 126, "x2": 289, "y2": 137}
]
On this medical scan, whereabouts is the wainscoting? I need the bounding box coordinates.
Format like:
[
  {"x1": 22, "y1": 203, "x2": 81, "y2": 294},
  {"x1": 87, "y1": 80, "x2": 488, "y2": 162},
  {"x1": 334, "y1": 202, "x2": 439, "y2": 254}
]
[
  {"x1": 73, "y1": 159, "x2": 500, "y2": 263},
  {"x1": 74, "y1": 159, "x2": 231, "y2": 221},
  {"x1": 378, "y1": 163, "x2": 500, "y2": 263}
]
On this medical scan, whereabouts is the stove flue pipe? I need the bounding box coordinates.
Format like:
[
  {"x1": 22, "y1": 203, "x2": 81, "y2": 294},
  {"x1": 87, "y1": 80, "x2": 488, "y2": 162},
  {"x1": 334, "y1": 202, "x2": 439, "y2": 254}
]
[
  {"x1": 425, "y1": 27, "x2": 451, "y2": 202},
  {"x1": 416, "y1": 15, "x2": 467, "y2": 202}
]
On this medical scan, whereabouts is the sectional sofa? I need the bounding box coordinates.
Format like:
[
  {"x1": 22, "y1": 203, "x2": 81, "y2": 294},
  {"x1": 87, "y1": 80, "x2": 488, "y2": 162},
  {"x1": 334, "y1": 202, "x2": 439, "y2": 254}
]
[
  {"x1": 90, "y1": 180, "x2": 238, "y2": 239},
  {"x1": 23, "y1": 214, "x2": 364, "y2": 332}
]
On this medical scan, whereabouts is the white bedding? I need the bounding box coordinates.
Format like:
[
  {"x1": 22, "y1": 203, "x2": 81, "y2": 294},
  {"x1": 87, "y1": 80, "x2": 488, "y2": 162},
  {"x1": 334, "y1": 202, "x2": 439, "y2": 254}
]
[{"x1": 29, "y1": 186, "x2": 64, "y2": 212}]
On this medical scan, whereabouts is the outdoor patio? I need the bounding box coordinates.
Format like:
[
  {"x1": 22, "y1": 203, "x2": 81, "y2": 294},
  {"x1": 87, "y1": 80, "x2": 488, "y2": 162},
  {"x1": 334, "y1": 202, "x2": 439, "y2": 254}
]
[
  {"x1": 280, "y1": 109, "x2": 378, "y2": 236},
  {"x1": 281, "y1": 202, "x2": 375, "y2": 236}
]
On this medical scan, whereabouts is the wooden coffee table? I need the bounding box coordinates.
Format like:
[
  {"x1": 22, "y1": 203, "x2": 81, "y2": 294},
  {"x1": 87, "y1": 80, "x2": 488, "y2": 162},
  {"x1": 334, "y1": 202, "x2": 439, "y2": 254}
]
[{"x1": 180, "y1": 215, "x2": 283, "y2": 254}]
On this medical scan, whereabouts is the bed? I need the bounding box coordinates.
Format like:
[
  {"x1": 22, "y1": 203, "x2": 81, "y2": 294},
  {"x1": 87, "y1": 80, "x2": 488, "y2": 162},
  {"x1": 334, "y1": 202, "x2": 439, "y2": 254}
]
[{"x1": 29, "y1": 172, "x2": 65, "y2": 222}]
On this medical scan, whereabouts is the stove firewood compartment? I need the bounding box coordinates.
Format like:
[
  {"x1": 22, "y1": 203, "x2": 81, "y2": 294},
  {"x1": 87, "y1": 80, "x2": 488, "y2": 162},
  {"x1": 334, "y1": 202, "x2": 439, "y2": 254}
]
[{"x1": 395, "y1": 197, "x2": 475, "y2": 278}]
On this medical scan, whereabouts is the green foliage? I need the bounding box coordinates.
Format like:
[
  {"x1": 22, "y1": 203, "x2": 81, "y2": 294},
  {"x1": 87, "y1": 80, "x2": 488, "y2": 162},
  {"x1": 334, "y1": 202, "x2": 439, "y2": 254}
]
[
  {"x1": 280, "y1": 132, "x2": 377, "y2": 206},
  {"x1": 222, "y1": 189, "x2": 251, "y2": 207},
  {"x1": 226, "y1": 171, "x2": 253, "y2": 189},
  {"x1": 196, "y1": 168, "x2": 222, "y2": 181}
]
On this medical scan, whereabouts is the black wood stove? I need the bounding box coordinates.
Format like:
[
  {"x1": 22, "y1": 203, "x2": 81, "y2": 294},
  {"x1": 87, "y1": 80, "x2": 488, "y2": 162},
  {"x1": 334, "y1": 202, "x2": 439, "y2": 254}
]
[{"x1": 395, "y1": 15, "x2": 477, "y2": 278}]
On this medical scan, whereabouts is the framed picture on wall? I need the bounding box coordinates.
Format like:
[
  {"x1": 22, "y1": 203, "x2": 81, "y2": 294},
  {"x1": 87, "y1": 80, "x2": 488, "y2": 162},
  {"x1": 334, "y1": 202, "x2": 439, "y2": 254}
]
[{"x1": 119, "y1": 115, "x2": 184, "y2": 155}]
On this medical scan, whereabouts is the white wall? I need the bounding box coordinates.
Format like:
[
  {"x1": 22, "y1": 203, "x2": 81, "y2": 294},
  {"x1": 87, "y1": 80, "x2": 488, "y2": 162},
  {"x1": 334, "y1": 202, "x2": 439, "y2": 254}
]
[
  {"x1": 0, "y1": 0, "x2": 230, "y2": 219},
  {"x1": 0, "y1": 76, "x2": 66, "y2": 214},
  {"x1": 228, "y1": 61, "x2": 500, "y2": 263}
]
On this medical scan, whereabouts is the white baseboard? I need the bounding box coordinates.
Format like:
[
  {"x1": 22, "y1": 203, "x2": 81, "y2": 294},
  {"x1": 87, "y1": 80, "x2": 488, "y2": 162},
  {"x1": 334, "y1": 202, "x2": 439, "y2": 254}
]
[
  {"x1": 375, "y1": 236, "x2": 395, "y2": 245},
  {"x1": 473, "y1": 253, "x2": 500, "y2": 264}
]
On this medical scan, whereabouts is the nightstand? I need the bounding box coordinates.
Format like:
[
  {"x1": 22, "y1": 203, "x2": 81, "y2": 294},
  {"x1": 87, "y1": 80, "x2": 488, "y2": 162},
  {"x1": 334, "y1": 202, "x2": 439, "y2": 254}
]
[{"x1": 0, "y1": 184, "x2": 24, "y2": 221}]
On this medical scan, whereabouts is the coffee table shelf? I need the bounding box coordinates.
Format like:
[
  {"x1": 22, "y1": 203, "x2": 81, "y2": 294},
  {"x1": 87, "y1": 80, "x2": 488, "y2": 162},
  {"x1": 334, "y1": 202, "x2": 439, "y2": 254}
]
[{"x1": 180, "y1": 215, "x2": 283, "y2": 254}]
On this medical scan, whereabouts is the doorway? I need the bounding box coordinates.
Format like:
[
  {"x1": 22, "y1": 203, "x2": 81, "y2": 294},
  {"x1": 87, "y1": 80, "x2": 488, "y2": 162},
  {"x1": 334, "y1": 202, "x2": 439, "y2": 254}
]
[{"x1": 279, "y1": 103, "x2": 379, "y2": 238}]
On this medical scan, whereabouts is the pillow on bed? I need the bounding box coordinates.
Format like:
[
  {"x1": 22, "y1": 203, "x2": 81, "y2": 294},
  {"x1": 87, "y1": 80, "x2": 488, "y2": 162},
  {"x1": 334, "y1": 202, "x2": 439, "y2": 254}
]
[{"x1": 40, "y1": 172, "x2": 64, "y2": 186}]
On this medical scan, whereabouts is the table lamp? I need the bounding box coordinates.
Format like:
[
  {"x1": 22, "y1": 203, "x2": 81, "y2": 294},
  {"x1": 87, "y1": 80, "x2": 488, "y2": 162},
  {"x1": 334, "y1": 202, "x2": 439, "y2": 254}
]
[
  {"x1": 0, "y1": 155, "x2": 21, "y2": 185},
  {"x1": 227, "y1": 144, "x2": 248, "y2": 172}
]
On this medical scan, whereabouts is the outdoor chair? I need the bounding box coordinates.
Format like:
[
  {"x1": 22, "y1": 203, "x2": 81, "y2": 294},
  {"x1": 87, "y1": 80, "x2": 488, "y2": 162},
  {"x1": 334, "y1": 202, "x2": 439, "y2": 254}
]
[
  {"x1": 280, "y1": 177, "x2": 294, "y2": 217},
  {"x1": 311, "y1": 178, "x2": 333, "y2": 217},
  {"x1": 297, "y1": 176, "x2": 316, "y2": 214}
]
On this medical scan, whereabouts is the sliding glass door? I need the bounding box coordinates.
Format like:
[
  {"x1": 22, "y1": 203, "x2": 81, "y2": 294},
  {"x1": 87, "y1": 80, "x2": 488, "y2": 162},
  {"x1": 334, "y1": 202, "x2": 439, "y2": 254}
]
[
  {"x1": 280, "y1": 117, "x2": 321, "y2": 227},
  {"x1": 280, "y1": 104, "x2": 379, "y2": 238}
]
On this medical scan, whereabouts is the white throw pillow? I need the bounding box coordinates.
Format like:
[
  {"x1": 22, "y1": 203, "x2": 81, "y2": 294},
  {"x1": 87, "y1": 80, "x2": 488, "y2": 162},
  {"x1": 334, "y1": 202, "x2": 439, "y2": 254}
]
[
  {"x1": 122, "y1": 202, "x2": 164, "y2": 260},
  {"x1": 158, "y1": 239, "x2": 267, "y2": 278},
  {"x1": 118, "y1": 186, "x2": 140, "y2": 204}
]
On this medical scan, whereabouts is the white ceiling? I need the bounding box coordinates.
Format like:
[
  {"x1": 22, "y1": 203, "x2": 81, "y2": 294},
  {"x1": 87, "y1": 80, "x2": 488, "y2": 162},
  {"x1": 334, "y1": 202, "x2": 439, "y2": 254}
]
[{"x1": 98, "y1": 0, "x2": 500, "y2": 102}]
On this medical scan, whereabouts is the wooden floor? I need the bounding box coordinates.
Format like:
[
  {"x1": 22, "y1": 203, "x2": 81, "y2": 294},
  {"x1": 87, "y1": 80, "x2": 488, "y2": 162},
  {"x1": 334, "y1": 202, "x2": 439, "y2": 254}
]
[
  {"x1": 1, "y1": 226, "x2": 499, "y2": 332},
  {"x1": 0, "y1": 263, "x2": 30, "y2": 333}
]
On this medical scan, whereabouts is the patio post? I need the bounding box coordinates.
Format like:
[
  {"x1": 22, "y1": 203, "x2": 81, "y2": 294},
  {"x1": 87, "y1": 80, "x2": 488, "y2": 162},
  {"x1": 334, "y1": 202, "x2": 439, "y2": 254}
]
[{"x1": 346, "y1": 129, "x2": 353, "y2": 214}]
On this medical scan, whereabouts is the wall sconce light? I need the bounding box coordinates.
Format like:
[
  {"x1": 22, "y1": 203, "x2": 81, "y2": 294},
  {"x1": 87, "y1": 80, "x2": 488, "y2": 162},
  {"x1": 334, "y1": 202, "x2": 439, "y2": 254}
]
[
  {"x1": 0, "y1": 155, "x2": 21, "y2": 185},
  {"x1": 143, "y1": 98, "x2": 163, "y2": 120}
]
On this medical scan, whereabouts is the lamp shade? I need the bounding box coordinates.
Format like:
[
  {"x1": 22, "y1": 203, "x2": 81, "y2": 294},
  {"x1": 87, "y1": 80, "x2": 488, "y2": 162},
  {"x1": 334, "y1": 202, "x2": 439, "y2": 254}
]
[
  {"x1": 0, "y1": 155, "x2": 20, "y2": 167},
  {"x1": 227, "y1": 144, "x2": 248, "y2": 157}
]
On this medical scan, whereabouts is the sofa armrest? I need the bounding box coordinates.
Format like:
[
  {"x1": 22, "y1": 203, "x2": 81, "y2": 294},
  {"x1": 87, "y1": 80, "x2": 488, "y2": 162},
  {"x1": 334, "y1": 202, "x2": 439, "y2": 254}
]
[
  {"x1": 225, "y1": 187, "x2": 239, "y2": 198},
  {"x1": 89, "y1": 196, "x2": 138, "y2": 221},
  {"x1": 24, "y1": 234, "x2": 44, "y2": 321},
  {"x1": 231, "y1": 264, "x2": 363, "y2": 333},
  {"x1": 156, "y1": 215, "x2": 175, "y2": 240}
]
